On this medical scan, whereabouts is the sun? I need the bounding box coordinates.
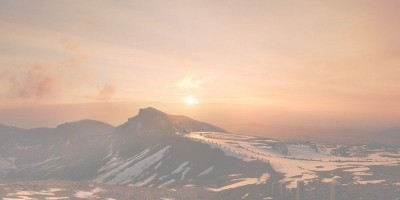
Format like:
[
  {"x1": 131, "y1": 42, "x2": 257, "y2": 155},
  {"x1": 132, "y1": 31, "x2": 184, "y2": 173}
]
[{"x1": 185, "y1": 96, "x2": 199, "y2": 106}]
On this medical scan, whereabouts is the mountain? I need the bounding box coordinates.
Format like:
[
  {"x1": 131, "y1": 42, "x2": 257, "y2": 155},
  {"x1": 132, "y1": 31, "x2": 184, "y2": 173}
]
[
  {"x1": 374, "y1": 127, "x2": 400, "y2": 137},
  {"x1": 117, "y1": 107, "x2": 226, "y2": 135},
  {"x1": 233, "y1": 122, "x2": 400, "y2": 145},
  {"x1": 56, "y1": 119, "x2": 114, "y2": 134},
  {"x1": 0, "y1": 108, "x2": 271, "y2": 189},
  {"x1": 0, "y1": 124, "x2": 23, "y2": 135},
  {"x1": 1, "y1": 108, "x2": 399, "y2": 200},
  {"x1": 364, "y1": 127, "x2": 400, "y2": 145},
  {"x1": 0, "y1": 119, "x2": 115, "y2": 180}
]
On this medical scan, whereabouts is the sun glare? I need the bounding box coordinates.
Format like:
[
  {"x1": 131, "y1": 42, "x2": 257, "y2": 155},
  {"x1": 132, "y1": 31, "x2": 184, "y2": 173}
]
[{"x1": 185, "y1": 96, "x2": 199, "y2": 106}]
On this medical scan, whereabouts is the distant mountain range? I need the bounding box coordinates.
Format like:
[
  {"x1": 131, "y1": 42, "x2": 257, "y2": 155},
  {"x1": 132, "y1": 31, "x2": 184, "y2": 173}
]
[
  {"x1": 0, "y1": 107, "x2": 271, "y2": 188},
  {"x1": 233, "y1": 123, "x2": 400, "y2": 145}
]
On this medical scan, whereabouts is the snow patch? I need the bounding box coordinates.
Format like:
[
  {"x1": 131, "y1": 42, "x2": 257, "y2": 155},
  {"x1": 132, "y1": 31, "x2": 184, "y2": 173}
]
[
  {"x1": 207, "y1": 172, "x2": 270, "y2": 192},
  {"x1": 172, "y1": 161, "x2": 189, "y2": 174},
  {"x1": 158, "y1": 179, "x2": 176, "y2": 188},
  {"x1": 134, "y1": 173, "x2": 157, "y2": 187},
  {"x1": 74, "y1": 187, "x2": 104, "y2": 199},
  {"x1": 197, "y1": 166, "x2": 214, "y2": 177}
]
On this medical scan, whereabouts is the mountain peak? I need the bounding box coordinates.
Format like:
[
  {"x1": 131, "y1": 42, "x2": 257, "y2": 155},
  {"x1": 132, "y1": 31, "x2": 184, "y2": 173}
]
[
  {"x1": 118, "y1": 107, "x2": 226, "y2": 135},
  {"x1": 138, "y1": 107, "x2": 166, "y2": 116}
]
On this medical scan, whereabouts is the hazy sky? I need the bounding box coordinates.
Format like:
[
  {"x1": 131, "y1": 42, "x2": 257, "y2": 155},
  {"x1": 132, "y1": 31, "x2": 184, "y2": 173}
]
[{"x1": 0, "y1": 1, "x2": 399, "y2": 135}]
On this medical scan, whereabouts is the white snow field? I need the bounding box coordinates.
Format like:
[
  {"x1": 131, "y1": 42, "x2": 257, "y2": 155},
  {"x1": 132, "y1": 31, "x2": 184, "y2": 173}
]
[
  {"x1": 74, "y1": 187, "x2": 104, "y2": 199},
  {"x1": 186, "y1": 132, "x2": 400, "y2": 188},
  {"x1": 4, "y1": 188, "x2": 67, "y2": 200},
  {"x1": 206, "y1": 173, "x2": 270, "y2": 192}
]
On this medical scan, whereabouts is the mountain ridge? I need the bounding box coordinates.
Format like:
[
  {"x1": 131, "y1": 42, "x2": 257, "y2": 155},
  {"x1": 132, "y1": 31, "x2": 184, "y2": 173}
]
[
  {"x1": 116, "y1": 107, "x2": 226, "y2": 135},
  {"x1": 0, "y1": 107, "x2": 225, "y2": 135},
  {"x1": 0, "y1": 107, "x2": 269, "y2": 188}
]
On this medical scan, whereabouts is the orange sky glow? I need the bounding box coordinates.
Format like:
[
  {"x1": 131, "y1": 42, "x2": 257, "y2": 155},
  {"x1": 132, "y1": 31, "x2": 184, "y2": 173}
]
[{"x1": 0, "y1": 1, "x2": 399, "y2": 137}]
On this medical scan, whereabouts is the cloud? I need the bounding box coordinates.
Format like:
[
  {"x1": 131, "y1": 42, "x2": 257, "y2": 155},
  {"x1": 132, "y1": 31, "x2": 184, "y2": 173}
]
[
  {"x1": 96, "y1": 83, "x2": 116, "y2": 101},
  {"x1": 16, "y1": 65, "x2": 57, "y2": 98},
  {"x1": 0, "y1": 38, "x2": 90, "y2": 99},
  {"x1": 0, "y1": 64, "x2": 57, "y2": 98}
]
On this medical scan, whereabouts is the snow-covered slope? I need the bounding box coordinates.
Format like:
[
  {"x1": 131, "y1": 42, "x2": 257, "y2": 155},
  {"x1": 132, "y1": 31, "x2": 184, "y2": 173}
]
[
  {"x1": 186, "y1": 132, "x2": 400, "y2": 188},
  {"x1": 92, "y1": 108, "x2": 269, "y2": 188}
]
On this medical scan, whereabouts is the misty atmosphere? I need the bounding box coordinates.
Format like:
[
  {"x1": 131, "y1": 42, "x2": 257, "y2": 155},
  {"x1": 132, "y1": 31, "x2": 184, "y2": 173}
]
[{"x1": 1, "y1": 1, "x2": 400, "y2": 200}]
